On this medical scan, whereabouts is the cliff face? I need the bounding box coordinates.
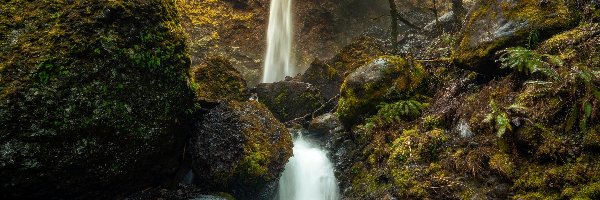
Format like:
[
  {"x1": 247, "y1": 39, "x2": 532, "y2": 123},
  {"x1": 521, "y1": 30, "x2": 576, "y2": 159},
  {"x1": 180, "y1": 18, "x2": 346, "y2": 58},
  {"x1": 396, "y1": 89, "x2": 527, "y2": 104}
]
[
  {"x1": 175, "y1": 0, "x2": 391, "y2": 85},
  {"x1": 0, "y1": 1, "x2": 194, "y2": 198}
]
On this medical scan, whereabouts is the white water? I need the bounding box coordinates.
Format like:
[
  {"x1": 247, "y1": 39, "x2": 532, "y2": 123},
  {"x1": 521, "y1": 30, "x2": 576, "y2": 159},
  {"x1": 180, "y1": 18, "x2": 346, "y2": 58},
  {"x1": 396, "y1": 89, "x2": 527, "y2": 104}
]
[
  {"x1": 262, "y1": 0, "x2": 295, "y2": 83},
  {"x1": 277, "y1": 135, "x2": 340, "y2": 200}
]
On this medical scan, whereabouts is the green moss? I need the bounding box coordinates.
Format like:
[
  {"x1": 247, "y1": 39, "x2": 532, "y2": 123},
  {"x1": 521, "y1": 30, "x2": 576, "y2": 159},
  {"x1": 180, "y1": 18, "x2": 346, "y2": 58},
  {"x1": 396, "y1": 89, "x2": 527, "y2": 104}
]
[
  {"x1": 422, "y1": 115, "x2": 444, "y2": 131},
  {"x1": 190, "y1": 56, "x2": 247, "y2": 101},
  {"x1": 336, "y1": 56, "x2": 429, "y2": 127},
  {"x1": 575, "y1": 182, "x2": 600, "y2": 199},
  {"x1": 0, "y1": 0, "x2": 195, "y2": 198},
  {"x1": 455, "y1": 0, "x2": 578, "y2": 71},
  {"x1": 489, "y1": 153, "x2": 516, "y2": 178}
]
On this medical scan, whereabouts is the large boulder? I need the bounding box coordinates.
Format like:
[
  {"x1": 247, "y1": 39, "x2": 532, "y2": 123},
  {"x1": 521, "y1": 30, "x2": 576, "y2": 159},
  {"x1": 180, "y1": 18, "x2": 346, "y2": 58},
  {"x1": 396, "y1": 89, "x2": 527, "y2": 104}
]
[
  {"x1": 298, "y1": 37, "x2": 386, "y2": 100},
  {"x1": 454, "y1": 0, "x2": 578, "y2": 73},
  {"x1": 189, "y1": 100, "x2": 292, "y2": 200},
  {"x1": 299, "y1": 59, "x2": 344, "y2": 100},
  {"x1": 254, "y1": 81, "x2": 326, "y2": 122},
  {"x1": 0, "y1": 1, "x2": 193, "y2": 199},
  {"x1": 336, "y1": 56, "x2": 428, "y2": 127},
  {"x1": 190, "y1": 56, "x2": 248, "y2": 102}
]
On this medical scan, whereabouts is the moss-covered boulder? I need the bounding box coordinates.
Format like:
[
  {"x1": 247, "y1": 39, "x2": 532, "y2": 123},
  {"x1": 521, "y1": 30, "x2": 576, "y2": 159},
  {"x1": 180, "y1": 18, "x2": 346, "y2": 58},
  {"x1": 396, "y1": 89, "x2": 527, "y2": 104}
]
[
  {"x1": 298, "y1": 37, "x2": 386, "y2": 101},
  {"x1": 0, "y1": 1, "x2": 193, "y2": 199},
  {"x1": 253, "y1": 81, "x2": 326, "y2": 122},
  {"x1": 189, "y1": 100, "x2": 292, "y2": 200},
  {"x1": 454, "y1": 0, "x2": 578, "y2": 73},
  {"x1": 299, "y1": 59, "x2": 343, "y2": 100},
  {"x1": 190, "y1": 56, "x2": 248, "y2": 102},
  {"x1": 538, "y1": 22, "x2": 600, "y2": 68},
  {"x1": 336, "y1": 56, "x2": 428, "y2": 127}
]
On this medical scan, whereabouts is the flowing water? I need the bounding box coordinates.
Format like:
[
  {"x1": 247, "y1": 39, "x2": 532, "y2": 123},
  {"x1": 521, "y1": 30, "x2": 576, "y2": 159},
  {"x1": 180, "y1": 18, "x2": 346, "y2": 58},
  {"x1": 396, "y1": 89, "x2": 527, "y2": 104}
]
[
  {"x1": 277, "y1": 134, "x2": 340, "y2": 200},
  {"x1": 262, "y1": 0, "x2": 294, "y2": 83}
]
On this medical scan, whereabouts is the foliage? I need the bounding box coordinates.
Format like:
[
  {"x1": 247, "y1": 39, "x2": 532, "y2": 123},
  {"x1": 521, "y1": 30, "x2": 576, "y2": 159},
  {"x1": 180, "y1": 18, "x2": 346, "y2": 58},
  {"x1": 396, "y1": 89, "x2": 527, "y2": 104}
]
[
  {"x1": 483, "y1": 100, "x2": 512, "y2": 138},
  {"x1": 366, "y1": 100, "x2": 429, "y2": 126},
  {"x1": 497, "y1": 47, "x2": 562, "y2": 79}
]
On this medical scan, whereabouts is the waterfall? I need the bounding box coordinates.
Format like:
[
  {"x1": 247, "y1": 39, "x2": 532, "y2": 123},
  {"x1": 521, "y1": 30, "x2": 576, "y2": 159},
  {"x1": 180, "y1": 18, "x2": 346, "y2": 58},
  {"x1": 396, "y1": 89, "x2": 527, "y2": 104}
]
[
  {"x1": 277, "y1": 134, "x2": 340, "y2": 200},
  {"x1": 262, "y1": 0, "x2": 294, "y2": 83}
]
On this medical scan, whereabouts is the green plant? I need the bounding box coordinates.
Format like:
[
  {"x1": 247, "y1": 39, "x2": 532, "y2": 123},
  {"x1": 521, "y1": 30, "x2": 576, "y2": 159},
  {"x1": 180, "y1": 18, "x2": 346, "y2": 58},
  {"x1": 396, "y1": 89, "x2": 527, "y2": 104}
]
[
  {"x1": 497, "y1": 47, "x2": 562, "y2": 79},
  {"x1": 526, "y1": 30, "x2": 540, "y2": 49},
  {"x1": 368, "y1": 100, "x2": 429, "y2": 125},
  {"x1": 484, "y1": 100, "x2": 512, "y2": 138},
  {"x1": 570, "y1": 65, "x2": 599, "y2": 131}
]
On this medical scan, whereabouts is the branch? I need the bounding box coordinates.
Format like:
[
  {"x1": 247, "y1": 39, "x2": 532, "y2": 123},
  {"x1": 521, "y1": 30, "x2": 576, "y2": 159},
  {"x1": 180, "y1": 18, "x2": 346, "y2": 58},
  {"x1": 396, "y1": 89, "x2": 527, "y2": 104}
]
[
  {"x1": 395, "y1": 12, "x2": 422, "y2": 30},
  {"x1": 284, "y1": 94, "x2": 341, "y2": 126}
]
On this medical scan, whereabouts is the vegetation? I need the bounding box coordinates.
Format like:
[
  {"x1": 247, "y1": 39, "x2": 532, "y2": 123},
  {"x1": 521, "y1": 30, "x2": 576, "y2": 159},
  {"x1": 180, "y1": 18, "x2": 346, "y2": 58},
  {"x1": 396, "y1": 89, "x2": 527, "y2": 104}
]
[
  {"x1": 497, "y1": 47, "x2": 561, "y2": 79},
  {"x1": 2, "y1": 0, "x2": 600, "y2": 199}
]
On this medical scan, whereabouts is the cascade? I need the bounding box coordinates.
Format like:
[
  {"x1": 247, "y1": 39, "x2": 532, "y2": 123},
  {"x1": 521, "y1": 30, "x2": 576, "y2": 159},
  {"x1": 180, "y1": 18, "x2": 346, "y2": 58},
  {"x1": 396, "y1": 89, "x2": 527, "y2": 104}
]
[
  {"x1": 262, "y1": 0, "x2": 294, "y2": 83},
  {"x1": 277, "y1": 134, "x2": 340, "y2": 200}
]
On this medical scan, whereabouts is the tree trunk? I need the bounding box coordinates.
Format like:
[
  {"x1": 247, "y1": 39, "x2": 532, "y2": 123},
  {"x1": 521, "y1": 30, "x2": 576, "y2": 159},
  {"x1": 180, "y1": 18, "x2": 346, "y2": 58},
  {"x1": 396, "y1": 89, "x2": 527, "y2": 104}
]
[
  {"x1": 388, "y1": 0, "x2": 399, "y2": 51},
  {"x1": 452, "y1": 0, "x2": 466, "y2": 28}
]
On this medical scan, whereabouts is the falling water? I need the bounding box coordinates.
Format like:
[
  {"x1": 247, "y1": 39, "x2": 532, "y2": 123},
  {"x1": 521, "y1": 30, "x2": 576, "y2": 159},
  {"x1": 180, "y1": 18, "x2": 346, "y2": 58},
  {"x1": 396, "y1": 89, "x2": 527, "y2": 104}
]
[
  {"x1": 262, "y1": 0, "x2": 294, "y2": 83},
  {"x1": 277, "y1": 134, "x2": 340, "y2": 200}
]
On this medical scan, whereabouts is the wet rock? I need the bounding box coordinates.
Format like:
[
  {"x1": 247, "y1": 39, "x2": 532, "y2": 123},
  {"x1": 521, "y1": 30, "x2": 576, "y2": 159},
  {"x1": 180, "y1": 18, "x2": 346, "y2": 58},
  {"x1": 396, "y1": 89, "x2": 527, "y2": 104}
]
[
  {"x1": 189, "y1": 101, "x2": 292, "y2": 200},
  {"x1": 336, "y1": 55, "x2": 428, "y2": 127},
  {"x1": 308, "y1": 113, "x2": 343, "y2": 138},
  {"x1": 299, "y1": 59, "x2": 344, "y2": 100},
  {"x1": 0, "y1": 1, "x2": 193, "y2": 199},
  {"x1": 253, "y1": 81, "x2": 326, "y2": 122},
  {"x1": 126, "y1": 184, "x2": 235, "y2": 200},
  {"x1": 190, "y1": 56, "x2": 248, "y2": 102},
  {"x1": 423, "y1": 11, "x2": 458, "y2": 33},
  {"x1": 454, "y1": 0, "x2": 577, "y2": 73}
]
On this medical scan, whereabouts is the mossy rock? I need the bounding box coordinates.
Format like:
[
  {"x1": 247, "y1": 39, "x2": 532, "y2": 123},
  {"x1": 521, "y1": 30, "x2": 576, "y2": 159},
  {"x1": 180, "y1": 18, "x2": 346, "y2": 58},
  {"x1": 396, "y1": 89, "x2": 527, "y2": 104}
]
[
  {"x1": 329, "y1": 36, "x2": 386, "y2": 77},
  {"x1": 538, "y1": 22, "x2": 600, "y2": 68},
  {"x1": 336, "y1": 55, "x2": 428, "y2": 127},
  {"x1": 190, "y1": 56, "x2": 248, "y2": 102},
  {"x1": 454, "y1": 0, "x2": 578, "y2": 73},
  {"x1": 0, "y1": 1, "x2": 193, "y2": 199},
  {"x1": 299, "y1": 59, "x2": 344, "y2": 100},
  {"x1": 189, "y1": 100, "x2": 292, "y2": 200},
  {"x1": 254, "y1": 81, "x2": 326, "y2": 122}
]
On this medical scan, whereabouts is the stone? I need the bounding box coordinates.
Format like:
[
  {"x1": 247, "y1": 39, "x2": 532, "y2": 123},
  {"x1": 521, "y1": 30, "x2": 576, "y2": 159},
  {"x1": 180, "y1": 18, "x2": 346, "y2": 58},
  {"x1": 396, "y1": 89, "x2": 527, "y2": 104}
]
[
  {"x1": 0, "y1": 1, "x2": 193, "y2": 198},
  {"x1": 454, "y1": 0, "x2": 577, "y2": 73},
  {"x1": 253, "y1": 81, "x2": 326, "y2": 122},
  {"x1": 189, "y1": 100, "x2": 292, "y2": 200}
]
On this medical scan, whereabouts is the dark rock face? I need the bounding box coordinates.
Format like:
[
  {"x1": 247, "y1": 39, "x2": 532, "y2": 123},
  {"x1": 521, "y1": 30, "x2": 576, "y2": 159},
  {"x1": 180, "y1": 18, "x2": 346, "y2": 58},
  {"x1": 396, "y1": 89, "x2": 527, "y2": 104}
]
[
  {"x1": 175, "y1": 0, "x2": 391, "y2": 85},
  {"x1": 189, "y1": 100, "x2": 292, "y2": 200},
  {"x1": 191, "y1": 56, "x2": 248, "y2": 102},
  {"x1": 308, "y1": 113, "x2": 343, "y2": 138},
  {"x1": 254, "y1": 81, "x2": 326, "y2": 122},
  {"x1": 454, "y1": 0, "x2": 577, "y2": 73},
  {"x1": 0, "y1": 1, "x2": 193, "y2": 199},
  {"x1": 299, "y1": 60, "x2": 344, "y2": 100}
]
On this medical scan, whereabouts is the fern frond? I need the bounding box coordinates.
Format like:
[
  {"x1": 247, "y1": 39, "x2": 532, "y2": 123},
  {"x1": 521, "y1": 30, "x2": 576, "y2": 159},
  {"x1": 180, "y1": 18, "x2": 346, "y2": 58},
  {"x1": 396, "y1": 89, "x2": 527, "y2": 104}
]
[{"x1": 497, "y1": 47, "x2": 561, "y2": 80}]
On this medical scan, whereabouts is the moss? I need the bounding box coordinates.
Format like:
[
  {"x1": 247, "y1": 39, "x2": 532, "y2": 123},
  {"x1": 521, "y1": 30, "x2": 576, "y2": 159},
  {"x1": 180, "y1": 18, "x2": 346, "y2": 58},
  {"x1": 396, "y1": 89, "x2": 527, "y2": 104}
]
[
  {"x1": 336, "y1": 56, "x2": 429, "y2": 127},
  {"x1": 489, "y1": 153, "x2": 516, "y2": 178},
  {"x1": 454, "y1": 0, "x2": 578, "y2": 72},
  {"x1": 190, "y1": 56, "x2": 247, "y2": 101},
  {"x1": 0, "y1": 0, "x2": 194, "y2": 198},
  {"x1": 422, "y1": 114, "x2": 444, "y2": 131},
  {"x1": 575, "y1": 182, "x2": 600, "y2": 199},
  {"x1": 583, "y1": 126, "x2": 600, "y2": 149}
]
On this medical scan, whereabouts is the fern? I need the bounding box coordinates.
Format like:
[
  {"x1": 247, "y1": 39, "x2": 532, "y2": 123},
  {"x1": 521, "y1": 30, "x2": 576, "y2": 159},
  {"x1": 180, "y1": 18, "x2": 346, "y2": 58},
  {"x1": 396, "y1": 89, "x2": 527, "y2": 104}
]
[
  {"x1": 370, "y1": 100, "x2": 429, "y2": 125},
  {"x1": 496, "y1": 112, "x2": 512, "y2": 138},
  {"x1": 484, "y1": 100, "x2": 513, "y2": 138},
  {"x1": 497, "y1": 47, "x2": 561, "y2": 79}
]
